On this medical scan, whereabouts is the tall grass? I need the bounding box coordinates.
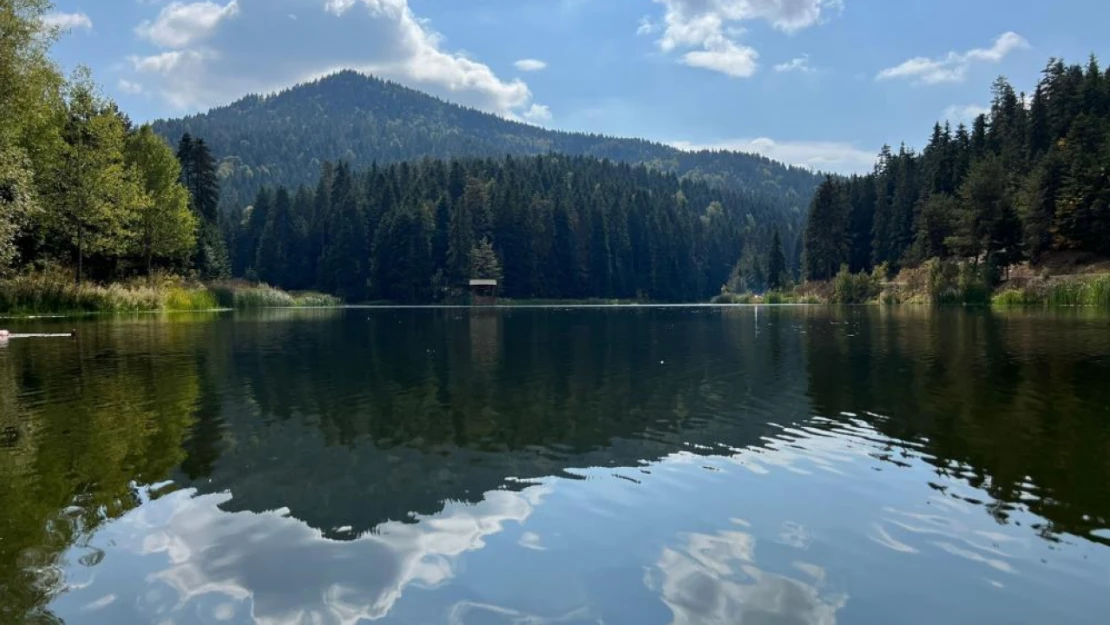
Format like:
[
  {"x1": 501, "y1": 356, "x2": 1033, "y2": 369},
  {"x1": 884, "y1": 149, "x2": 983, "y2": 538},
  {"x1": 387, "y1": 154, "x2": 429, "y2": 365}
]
[
  {"x1": 1, "y1": 272, "x2": 340, "y2": 315},
  {"x1": 993, "y1": 275, "x2": 1110, "y2": 307},
  {"x1": 208, "y1": 281, "x2": 340, "y2": 309},
  {"x1": 0, "y1": 271, "x2": 173, "y2": 314}
]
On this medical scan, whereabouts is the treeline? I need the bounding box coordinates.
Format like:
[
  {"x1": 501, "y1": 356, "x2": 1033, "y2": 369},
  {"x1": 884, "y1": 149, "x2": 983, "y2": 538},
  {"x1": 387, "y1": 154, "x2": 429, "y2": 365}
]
[
  {"x1": 152, "y1": 70, "x2": 822, "y2": 212},
  {"x1": 0, "y1": 1, "x2": 226, "y2": 283},
  {"x1": 804, "y1": 55, "x2": 1110, "y2": 282},
  {"x1": 230, "y1": 155, "x2": 799, "y2": 302}
]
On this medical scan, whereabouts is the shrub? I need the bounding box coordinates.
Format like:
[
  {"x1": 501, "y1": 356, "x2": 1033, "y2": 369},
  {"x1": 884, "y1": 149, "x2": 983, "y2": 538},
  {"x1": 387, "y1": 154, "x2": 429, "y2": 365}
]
[
  {"x1": 712, "y1": 292, "x2": 754, "y2": 304},
  {"x1": 832, "y1": 265, "x2": 880, "y2": 303}
]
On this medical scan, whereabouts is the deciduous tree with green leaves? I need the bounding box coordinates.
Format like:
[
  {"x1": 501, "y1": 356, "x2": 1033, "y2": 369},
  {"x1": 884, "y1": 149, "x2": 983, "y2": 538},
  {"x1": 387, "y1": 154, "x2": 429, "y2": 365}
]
[
  {"x1": 49, "y1": 69, "x2": 143, "y2": 283},
  {"x1": 124, "y1": 125, "x2": 196, "y2": 274}
]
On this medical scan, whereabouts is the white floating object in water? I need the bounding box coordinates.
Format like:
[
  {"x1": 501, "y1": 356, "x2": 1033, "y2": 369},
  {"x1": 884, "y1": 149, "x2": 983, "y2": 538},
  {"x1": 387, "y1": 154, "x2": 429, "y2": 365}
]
[
  {"x1": 0, "y1": 330, "x2": 9, "y2": 340},
  {"x1": 660, "y1": 360, "x2": 665, "y2": 365}
]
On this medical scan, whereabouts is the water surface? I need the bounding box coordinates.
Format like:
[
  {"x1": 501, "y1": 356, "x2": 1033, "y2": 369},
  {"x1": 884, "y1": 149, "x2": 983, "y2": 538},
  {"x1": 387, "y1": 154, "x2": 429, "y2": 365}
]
[{"x1": 2, "y1": 306, "x2": 1109, "y2": 624}]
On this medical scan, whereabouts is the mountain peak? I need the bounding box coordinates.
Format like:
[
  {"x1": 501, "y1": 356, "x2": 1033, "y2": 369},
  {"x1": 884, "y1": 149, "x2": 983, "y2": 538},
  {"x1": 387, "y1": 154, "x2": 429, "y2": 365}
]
[{"x1": 152, "y1": 73, "x2": 822, "y2": 212}]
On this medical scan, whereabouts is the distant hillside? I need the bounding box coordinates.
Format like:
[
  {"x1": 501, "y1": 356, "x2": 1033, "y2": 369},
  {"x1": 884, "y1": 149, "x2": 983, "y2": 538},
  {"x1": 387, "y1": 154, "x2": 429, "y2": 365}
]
[{"x1": 151, "y1": 70, "x2": 822, "y2": 213}]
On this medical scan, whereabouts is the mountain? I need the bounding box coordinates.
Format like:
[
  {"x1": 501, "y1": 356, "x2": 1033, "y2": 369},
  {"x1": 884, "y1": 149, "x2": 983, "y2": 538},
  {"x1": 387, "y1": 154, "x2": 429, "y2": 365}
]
[{"x1": 150, "y1": 70, "x2": 823, "y2": 213}]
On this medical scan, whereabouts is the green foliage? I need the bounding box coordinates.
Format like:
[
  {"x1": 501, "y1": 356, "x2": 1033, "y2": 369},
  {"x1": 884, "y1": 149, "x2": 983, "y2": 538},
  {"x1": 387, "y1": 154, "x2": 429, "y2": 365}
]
[
  {"x1": 0, "y1": 270, "x2": 204, "y2": 313},
  {"x1": 207, "y1": 281, "x2": 339, "y2": 309},
  {"x1": 766, "y1": 228, "x2": 788, "y2": 291},
  {"x1": 177, "y1": 134, "x2": 229, "y2": 278},
  {"x1": 831, "y1": 265, "x2": 881, "y2": 304},
  {"x1": 240, "y1": 155, "x2": 783, "y2": 303},
  {"x1": 803, "y1": 175, "x2": 849, "y2": 281},
  {"x1": 712, "y1": 291, "x2": 754, "y2": 304},
  {"x1": 918, "y1": 258, "x2": 992, "y2": 305},
  {"x1": 993, "y1": 275, "x2": 1110, "y2": 307},
  {"x1": 47, "y1": 68, "x2": 145, "y2": 282},
  {"x1": 125, "y1": 126, "x2": 196, "y2": 272},
  {"x1": 804, "y1": 55, "x2": 1110, "y2": 280},
  {"x1": 468, "y1": 238, "x2": 503, "y2": 282}
]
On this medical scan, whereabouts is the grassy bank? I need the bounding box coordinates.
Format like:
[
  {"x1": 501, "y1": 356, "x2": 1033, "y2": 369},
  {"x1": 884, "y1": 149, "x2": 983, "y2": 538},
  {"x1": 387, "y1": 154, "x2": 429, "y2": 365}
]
[
  {"x1": 992, "y1": 275, "x2": 1110, "y2": 308},
  {"x1": 714, "y1": 260, "x2": 1110, "y2": 309},
  {"x1": 0, "y1": 272, "x2": 339, "y2": 316}
]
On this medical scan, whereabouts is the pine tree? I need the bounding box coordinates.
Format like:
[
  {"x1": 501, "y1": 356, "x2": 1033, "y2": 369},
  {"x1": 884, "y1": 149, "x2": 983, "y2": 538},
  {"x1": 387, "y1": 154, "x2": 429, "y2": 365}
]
[
  {"x1": 804, "y1": 176, "x2": 849, "y2": 281},
  {"x1": 317, "y1": 163, "x2": 367, "y2": 300},
  {"x1": 766, "y1": 228, "x2": 787, "y2": 291},
  {"x1": 177, "y1": 134, "x2": 229, "y2": 278}
]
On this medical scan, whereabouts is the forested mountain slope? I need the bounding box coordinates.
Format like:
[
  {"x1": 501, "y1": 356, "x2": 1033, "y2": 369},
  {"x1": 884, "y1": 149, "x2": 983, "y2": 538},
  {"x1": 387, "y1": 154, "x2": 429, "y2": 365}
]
[
  {"x1": 151, "y1": 71, "x2": 821, "y2": 213},
  {"x1": 803, "y1": 55, "x2": 1110, "y2": 282}
]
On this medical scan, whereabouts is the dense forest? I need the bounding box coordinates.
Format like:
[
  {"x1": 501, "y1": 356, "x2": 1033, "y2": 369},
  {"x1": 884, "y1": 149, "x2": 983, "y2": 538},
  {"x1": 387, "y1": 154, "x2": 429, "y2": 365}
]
[
  {"x1": 151, "y1": 70, "x2": 822, "y2": 213},
  {"x1": 804, "y1": 56, "x2": 1110, "y2": 283},
  {"x1": 229, "y1": 155, "x2": 801, "y2": 302},
  {"x1": 0, "y1": 0, "x2": 227, "y2": 284}
]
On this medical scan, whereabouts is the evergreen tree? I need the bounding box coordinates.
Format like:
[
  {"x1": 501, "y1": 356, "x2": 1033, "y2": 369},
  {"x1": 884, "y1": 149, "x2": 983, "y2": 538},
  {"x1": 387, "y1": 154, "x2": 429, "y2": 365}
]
[
  {"x1": 766, "y1": 228, "x2": 787, "y2": 291},
  {"x1": 177, "y1": 134, "x2": 229, "y2": 278},
  {"x1": 804, "y1": 176, "x2": 849, "y2": 281}
]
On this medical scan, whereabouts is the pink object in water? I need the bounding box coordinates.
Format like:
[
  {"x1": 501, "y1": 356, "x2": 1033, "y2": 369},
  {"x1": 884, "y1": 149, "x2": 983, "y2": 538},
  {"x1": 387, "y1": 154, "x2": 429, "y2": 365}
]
[{"x1": 0, "y1": 330, "x2": 9, "y2": 340}]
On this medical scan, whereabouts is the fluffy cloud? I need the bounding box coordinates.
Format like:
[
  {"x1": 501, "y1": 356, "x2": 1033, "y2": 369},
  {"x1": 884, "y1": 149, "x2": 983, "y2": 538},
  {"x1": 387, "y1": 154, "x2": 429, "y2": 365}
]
[
  {"x1": 774, "y1": 54, "x2": 813, "y2": 73},
  {"x1": 42, "y1": 11, "x2": 93, "y2": 31},
  {"x1": 943, "y1": 104, "x2": 990, "y2": 124},
  {"x1": 127, "y1": 0, "x2": 544, "y2": 120},
  {"x1": 681, "y1": 37, "x2": 758, "y2": 78},
  {"x1": 644, "y1": 0, "x2": 841, "y2": 77},
  {"x1": 522, "y1": 103, "x2": 553, "y2": 123},
  {"x1": 877, "y1": 32, "x2": 1029, "y2": 85},
  {"x1": 671, "y1": 137, "x2": 877, "y2": 174},
  {"x1": 137, "y1": 0, "x2": 241, "y2": 48},
  {"x1": 514, "y1": 58, "x2": 547, "y2": 72}
]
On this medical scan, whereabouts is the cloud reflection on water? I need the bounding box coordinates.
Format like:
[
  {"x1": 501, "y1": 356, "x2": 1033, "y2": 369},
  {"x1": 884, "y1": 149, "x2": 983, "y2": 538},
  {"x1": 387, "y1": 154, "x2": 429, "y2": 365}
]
[{"x1": 70, "y1": 484, "x2": 548, "y2": 625}]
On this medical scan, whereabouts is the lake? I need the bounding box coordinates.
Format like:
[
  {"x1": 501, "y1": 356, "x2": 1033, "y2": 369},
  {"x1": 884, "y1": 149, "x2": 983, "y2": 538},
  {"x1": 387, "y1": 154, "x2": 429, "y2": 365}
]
[{"x1": 2, "y1": 306, "x2": 1109, "y2": 624}]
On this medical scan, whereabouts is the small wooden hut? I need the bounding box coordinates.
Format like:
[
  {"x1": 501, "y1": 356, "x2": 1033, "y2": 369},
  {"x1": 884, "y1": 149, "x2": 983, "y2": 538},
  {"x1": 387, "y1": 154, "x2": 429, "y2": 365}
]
[{"x1": 468, "y1": 279, "x2": 499, "y2": 305}]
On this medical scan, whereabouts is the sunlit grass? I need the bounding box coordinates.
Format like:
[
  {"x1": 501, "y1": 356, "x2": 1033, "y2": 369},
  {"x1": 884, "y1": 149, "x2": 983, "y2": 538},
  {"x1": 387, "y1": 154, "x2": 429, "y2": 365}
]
[
  {"x1": 993, "y1": 275, "x2": 1110, "y2": 307},
  {"x1": 1, "y1": 272, "x2": 340, "y2": 315}
]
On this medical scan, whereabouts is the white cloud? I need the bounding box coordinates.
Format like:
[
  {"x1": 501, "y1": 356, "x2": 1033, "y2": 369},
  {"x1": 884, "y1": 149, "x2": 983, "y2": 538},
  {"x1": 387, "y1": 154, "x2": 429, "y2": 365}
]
[
  {"x1": 42, "y1": 11, "x2": 93, "y2": 31},
  {"x1": 670, "y1": 137, "x2": 877, "y2": 174},
  {"x1": 514, "y1": 58, "x2": 547, "y2": 72},
  {"x1": 647, "y1": 0, "x2": 840, "y2": 77},
  {"x1": 681, "y1": 36, "x2": 758, "y2": 78},
  {"x1": 943, "y1": 104, "x2": 990, "y2": 124},
  {"x1": 137, "y1": 0, "x2": 241, "y2": 48},
  {"x1": 118, "y1": 79, "x2": 145, "y2": 95},
  {"x1": 127, "y1": 0, "x2": 543, "y2": 120},
  {"x1": 636, "y1": 15, "x2": 657, "y2": 35},
  {"x1": 876, "y1": 32, "x2": 1029, "y2": 85},
  {"x1": 774, "y1": 54, "x2": 813, "y2": 73},
  {"x1": 522, "y1": 103, "x2": 552, "y2": 123}
]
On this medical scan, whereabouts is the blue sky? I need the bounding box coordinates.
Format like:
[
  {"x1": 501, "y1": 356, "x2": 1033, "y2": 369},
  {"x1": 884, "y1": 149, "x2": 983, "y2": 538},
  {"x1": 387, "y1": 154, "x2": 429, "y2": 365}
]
[{"x1": 43, "y1": 0, "x2": 1110, "y2": 173}]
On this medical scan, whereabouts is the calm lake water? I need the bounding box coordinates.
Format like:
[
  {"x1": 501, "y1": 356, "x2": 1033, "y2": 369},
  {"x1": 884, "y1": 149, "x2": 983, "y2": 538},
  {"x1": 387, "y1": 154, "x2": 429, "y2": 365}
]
[{"x1": 2, "y1": 306, "x2": 1109, "y2": 624}]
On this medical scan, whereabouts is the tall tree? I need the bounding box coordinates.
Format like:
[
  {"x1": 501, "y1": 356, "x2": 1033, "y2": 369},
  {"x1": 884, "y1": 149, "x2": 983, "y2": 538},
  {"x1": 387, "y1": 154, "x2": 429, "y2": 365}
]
[
  {"x1": 0, "y1": 0, "x2": 65, "y2": 273},
  {"x1": 124, "y1": 125, "x2": 195, "y2": 274},
  {"x1": 177, "y1": 134, "x2": 228, "y2": 278},
  {"x1": 766, "y1": 228, "x2": 787, "y2": 291},
  {"x1": 804, "y1": 176, "x2": 849, "y2": 281},
  {"x1": 49, "y1": 69, "x2": 143, "y2": 283}
]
